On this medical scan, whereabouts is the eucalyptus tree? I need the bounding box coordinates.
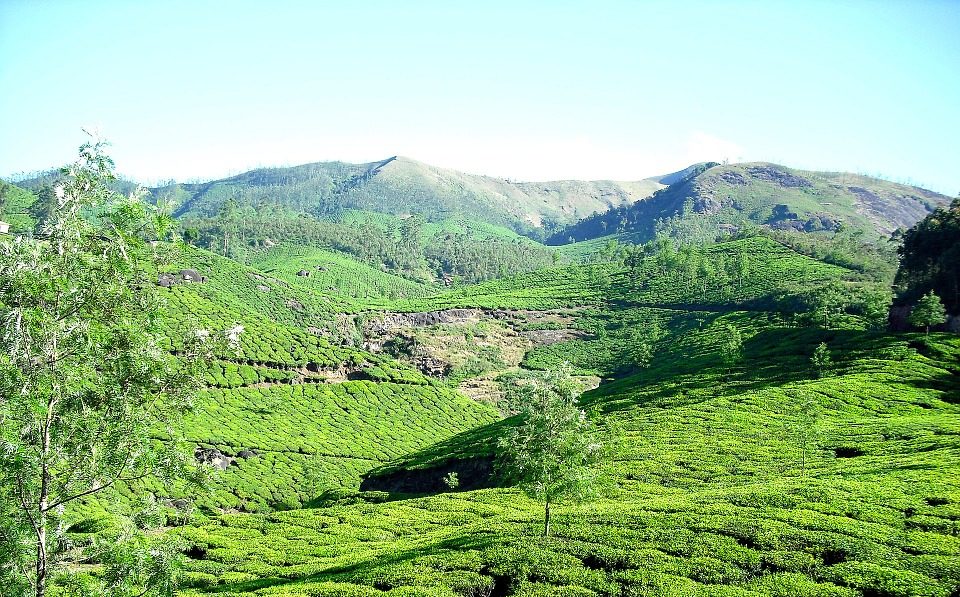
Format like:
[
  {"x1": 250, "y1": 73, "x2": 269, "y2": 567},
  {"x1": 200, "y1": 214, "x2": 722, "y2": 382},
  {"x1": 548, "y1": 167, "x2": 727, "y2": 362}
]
[
  {"x1": 498, "y1": 365, "x2": 612, "y2": 538},
  {"x1": 0, "y1": 137, "x2": 230, "y2": 597}
]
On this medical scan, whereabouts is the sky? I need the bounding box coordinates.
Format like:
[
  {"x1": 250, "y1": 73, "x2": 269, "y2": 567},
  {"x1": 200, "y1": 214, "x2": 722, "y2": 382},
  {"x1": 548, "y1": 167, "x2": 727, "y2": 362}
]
[{"x1": 1, "y1": 0, "x2": 958, "y2": 194}]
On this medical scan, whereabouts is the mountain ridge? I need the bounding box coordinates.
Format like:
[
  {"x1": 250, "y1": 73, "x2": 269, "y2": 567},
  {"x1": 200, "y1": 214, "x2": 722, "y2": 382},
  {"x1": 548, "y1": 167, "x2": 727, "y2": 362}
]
[{"x1": 550, "y1": 161, "x2": 953, "y2": 245}]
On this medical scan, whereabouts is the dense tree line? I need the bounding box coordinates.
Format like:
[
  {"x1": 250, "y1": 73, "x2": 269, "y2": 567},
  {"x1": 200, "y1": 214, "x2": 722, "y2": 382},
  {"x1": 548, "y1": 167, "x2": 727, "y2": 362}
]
[
  {"x1": 181, "y1": 208, "x2": 559, "y2": 285},
  {"x1": 894, "y1": 199, "x2": 960, "y2": 315}
]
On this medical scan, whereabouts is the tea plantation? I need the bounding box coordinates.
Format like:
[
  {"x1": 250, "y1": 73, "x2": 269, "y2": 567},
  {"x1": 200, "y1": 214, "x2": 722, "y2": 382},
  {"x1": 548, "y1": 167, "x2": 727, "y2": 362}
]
[
  {"x1": 50, "y1": 233, "x2": 960, "y2": 597},
  {"x1": 169, "y1": 323, "x2": 960, "y2": 596}
]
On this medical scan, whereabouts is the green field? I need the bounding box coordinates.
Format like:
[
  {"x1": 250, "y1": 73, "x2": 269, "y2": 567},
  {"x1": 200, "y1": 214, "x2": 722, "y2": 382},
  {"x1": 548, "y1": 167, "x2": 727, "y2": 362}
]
[{"x1": 167, "y1": 324, "x2": 960, "y2": 596}]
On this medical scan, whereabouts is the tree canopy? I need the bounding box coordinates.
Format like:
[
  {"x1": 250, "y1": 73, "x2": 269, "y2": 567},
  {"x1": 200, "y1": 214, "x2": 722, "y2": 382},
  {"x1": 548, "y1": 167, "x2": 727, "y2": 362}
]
[
  {"x1": 895, "y1": 199, "x2": 960, "y2": 316},
  {"x1": 0, "y1": 138, "x2": 220, "y2": 597},
  {"x1": 497, "y1": 366, "x2": 611, "y2": 537}
]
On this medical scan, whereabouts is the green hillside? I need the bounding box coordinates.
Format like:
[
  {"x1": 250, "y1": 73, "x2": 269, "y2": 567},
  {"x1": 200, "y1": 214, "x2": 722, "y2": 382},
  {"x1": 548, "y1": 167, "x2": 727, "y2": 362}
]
[
  {"x1": 169, "y1": 321, "x2": 960, "y2": 597},
  {"x1": 0, "y1": 180, "x2": 38, "y2": 233},
  {"x1": 552, "y1": 162, "x2": 952, "y2": 245},
  {"x1": 8, "y1": 160, "x2": 960, "y2": 597},
  {"x1": 162, "y1": 156, "x2": 663, "y2": 235},
  {"x1": 248, "y1": 244, "x2": 435, "y2": 303}
]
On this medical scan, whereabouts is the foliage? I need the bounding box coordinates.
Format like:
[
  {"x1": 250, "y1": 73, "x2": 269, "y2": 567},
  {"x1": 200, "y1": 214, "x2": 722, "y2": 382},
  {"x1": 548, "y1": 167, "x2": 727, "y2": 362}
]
[
  {"x1": 171, "y1": 331, "x2": 960, "y2": 596},
  {"x1": 810, "y1": 342, "x2": 831, "y2": 378},
  {"x1": 720, "y1": 324, "x2": 744, "y2": 373},
  {"x1": 908, "y1": 291, "x2": 948, "y2": 335},
  {"x1": 0, "y1": 139, "x2": 211, "y2": 597},
  {"x1": 498, "y1": 367, "x2": 609, "y2": 537},
  {"x1": 0, "y1": 181, "x2": 39, "y2": 234},
  {"x1": 895, "y1": 199, "x2": 960, "y2": 315}
]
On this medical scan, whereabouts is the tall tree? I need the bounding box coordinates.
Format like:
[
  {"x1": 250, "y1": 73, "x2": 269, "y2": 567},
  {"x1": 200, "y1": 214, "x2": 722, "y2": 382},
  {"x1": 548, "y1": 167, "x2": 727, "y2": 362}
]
[
  {"x1": 497, "y1": 366, "x2": 611, "y2": 537},
  {"x1": 0, "y1": 138, "x2": 224, "y2": 597},
  {"x1": 810, "y1": 342, "x2": 831, "y2": 378},
  {"x1": 895, "y1": 199, "x2": 960, "y2": 316},
  {"x1": 908, "y1": 291, "x2": 947, "y2": 335}
]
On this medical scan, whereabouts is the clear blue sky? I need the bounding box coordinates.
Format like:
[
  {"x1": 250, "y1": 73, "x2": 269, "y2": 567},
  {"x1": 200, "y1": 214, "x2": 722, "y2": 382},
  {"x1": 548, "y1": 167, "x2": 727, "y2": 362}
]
[{"x1": 1, "y1": 0, "x2": 958, "y2": 194}]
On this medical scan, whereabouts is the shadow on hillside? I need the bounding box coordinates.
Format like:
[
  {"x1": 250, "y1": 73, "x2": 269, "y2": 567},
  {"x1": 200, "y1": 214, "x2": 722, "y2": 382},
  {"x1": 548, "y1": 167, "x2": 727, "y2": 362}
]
[{"x1": 199, "y1": 530, "x2": 501, "y2": 594}]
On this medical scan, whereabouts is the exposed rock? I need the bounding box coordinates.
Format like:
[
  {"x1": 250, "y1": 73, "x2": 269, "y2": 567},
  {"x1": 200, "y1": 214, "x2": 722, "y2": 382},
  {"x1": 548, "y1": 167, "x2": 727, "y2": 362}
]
[
  {"x1": 263, "y1": 238, "x2": 275, "y2": 248},
  {"x1": 157, "y1": 269, "x2": 207, "y2": 287},
  {"x1": 520, "y1": 329, "x2": 590, "y2": 345},
  {"x1": 236, "y1": 449, "x2": 258, "y2": 459},
  {"x1": 297, "y1": 269, "x2": 311, "y2": 277},
  {"x1": 194, "y1": 446, "x2": 234, "y2": 470},
  {"x1": 165, "y1": 498, "x2": 191, "y2": 511},
  {"x1": 316, "y1": 265, "x2": 328, "y2": 271},
  {"x1": 257, "y1": 284, "x2": 271, "y2": 292},
  {"x1": 770, "y1": 204, "x2": 799, "y2": 221},
  {"x1": 747, "y1": 165, "x2": 812, "y2": 188},
  {"x1": 412, "y1": 354, "x2": 452, "y2": 377},
  {"x1": 693, "y1": 196, "x2": 722, "y2": 215},
  {"x1": 717, "y1": 171, "x2": 748, "y2": 185},
  {"x1": 803, "y1": 214, "x2": 841, "y2": 232},
  {"x1": 180, "y1": 269, "x2": 207, "y2": 283},
  {"x1": 366, "y1": 309, "x2": 482, "y2": 334},
  {"x1": 285, "y1": 298, "x2": 305, "y2": 312}
]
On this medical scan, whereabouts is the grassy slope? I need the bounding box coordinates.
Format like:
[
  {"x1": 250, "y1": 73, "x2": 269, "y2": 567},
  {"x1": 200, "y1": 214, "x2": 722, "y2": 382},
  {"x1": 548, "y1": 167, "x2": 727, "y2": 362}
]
[
  {"x1": 68, "y1": 245, "x2": 500, "y2": 522},
  {"x1": 248, "y1": 243, "x2": 435, "y2": 303},
  {"x1": 59, "y1": 237, "x2": 960, "y2": 596},
  {"x1": 553, "y1": 162, "x2": 953, "y2": 245},
  {"x1": 165, "y1": 156, "x2": 662, "y2": 232},
  {"x1": 173, "y1": 322, "x2": 960, "y2": 597},
  {"x1": 391, "y1": 236, "x2": 851, "y2": 312},
  {"x1": 0, "y1": 181, "x2": 38, "y2": 232}
]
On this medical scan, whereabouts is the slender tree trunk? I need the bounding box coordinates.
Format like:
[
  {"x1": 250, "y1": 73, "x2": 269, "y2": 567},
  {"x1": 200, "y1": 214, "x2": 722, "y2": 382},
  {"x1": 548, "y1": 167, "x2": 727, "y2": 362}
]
[
  {"x1": 543, "y1": 499, "x2": 551, "y2": 538},
  {"x1": 37, "y1": 409, "x2": 52, "y2": 597},
  {"x1": 36, "y1": 523, "x2": 46, "y2": 597}
]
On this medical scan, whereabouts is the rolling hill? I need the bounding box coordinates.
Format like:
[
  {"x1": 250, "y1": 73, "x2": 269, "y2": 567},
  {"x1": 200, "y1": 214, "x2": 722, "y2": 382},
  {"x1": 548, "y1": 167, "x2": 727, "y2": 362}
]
[
  {"x1": 17, "y1": 199, "x2": 959, "y2": 597},
  {"x1": 143, "y1": 237, "x2": 959, "y2": 597},
  {"x1": 158, "y1": 156, "x2": 665, "y2": 234},
  {"x1": 550, "y1": 162, "x2": 953, "y2": 245}
]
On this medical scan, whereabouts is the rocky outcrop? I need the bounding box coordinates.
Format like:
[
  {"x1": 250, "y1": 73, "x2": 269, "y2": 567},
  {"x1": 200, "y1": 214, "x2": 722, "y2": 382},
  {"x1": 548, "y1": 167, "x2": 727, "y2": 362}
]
[
  {"x1": 520, "y1": 329, "x2": 589, "y2": 345},
  {"x1": 157, "y1": 269, "x2": 208, "y2": 287},
  {"x1": 365, "y1": 309, "x2": 482, "y2": 334},
  {"x1": 747, "y1": 165, "x2": 812, "y2": 188},
  {"x1": 194, "y1": 446, "x2": 235, "y2": 470}
]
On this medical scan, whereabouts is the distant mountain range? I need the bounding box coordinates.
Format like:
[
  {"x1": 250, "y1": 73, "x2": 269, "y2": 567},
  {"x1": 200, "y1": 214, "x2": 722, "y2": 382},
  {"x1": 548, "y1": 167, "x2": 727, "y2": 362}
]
[
  {"x1": 156, "y1": 156, "x2": 665, "y2": 234},
  {"x1": 7, "y1": 157, "x2": 952, "y2": 243}
]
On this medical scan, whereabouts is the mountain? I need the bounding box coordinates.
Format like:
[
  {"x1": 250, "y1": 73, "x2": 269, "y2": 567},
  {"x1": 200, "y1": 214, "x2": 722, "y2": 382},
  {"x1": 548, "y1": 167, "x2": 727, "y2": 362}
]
[
  {"x1": 550, "y1": 162, "x2": 953, "y2": 244},
  {"x1": 158, "y1": 156, "x2": 665, "y2": 233}
]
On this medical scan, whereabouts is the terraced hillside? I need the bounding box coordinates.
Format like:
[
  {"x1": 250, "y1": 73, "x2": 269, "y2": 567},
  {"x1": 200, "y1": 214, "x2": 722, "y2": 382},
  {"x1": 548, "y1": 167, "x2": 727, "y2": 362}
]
[
  {"x1": 64, "y1": 244, "x2": 501, "y2": 523},
  {"x1": 248, "y1": 244, "x2": 435, "y2": 303},
  {"x1": 169, "y1": 320, "x2": 960, "y2": 596},
  {"x1": 39, "y1": 221, "x2": 960, "y2": 597}
]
